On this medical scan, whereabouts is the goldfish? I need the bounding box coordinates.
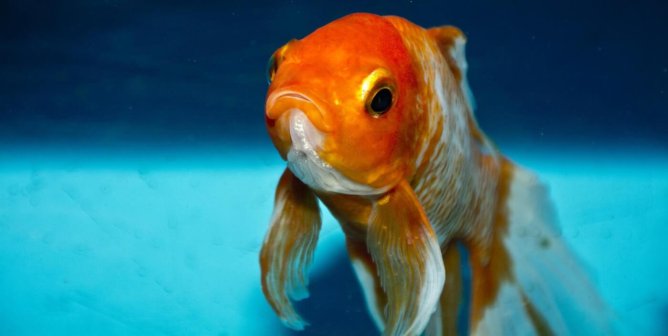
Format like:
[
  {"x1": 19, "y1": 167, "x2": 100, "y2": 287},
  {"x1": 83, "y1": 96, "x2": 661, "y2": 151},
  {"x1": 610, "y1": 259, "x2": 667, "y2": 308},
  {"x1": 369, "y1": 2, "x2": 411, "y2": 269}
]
[{"x1": 260, "y1": 13, "x2": 611, "y2": 336}]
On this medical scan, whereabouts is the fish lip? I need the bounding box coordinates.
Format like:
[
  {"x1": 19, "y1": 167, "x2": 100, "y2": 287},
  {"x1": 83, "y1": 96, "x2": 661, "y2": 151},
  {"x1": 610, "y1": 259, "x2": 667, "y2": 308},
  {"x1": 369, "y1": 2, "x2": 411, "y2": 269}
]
[
  {"x1": 266, "y1": 90, "x2": 315, "y2": 115},
  {"x1": 266, "y1": 89, "x2": 331, "y2": 132},
  {"x1": 285, "y1": 109, "x2": 330, "y2": 191},
  {"x1": 277, "y1": 91, "x2": 312, "y2": 104},
  {"x1": 287, "y1": 109, "x2": 328, "y2": 165},
  {"x1": 266, "y1": 90, "x2": 315, "y2": 110}
]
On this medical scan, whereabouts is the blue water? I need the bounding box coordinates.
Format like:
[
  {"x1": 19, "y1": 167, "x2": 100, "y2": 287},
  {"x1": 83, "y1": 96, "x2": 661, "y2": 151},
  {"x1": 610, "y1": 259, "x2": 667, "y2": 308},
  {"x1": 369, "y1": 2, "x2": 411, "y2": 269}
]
[
  {"x1": 0, "y1": 147, "x2": 666, "y2": 334},
  {"x1": 1, "y1": 1, "x2": 667, "y2": 335}
]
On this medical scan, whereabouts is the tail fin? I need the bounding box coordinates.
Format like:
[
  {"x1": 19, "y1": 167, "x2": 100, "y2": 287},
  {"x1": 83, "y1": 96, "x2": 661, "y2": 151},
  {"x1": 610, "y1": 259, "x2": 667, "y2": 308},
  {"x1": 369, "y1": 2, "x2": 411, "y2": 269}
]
[{"x1": 468, "y1": 161, "x2": 614, "y2": 335}]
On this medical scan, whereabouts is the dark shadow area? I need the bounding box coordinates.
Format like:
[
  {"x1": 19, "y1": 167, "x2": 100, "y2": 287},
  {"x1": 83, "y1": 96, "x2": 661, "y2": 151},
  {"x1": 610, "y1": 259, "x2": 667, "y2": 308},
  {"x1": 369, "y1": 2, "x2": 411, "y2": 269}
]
[
  {"x1": 457, "y1": 242, "x2": 472, "y2": 336},
  {"x1": 273, "y1": 250, "x2": 378, "y2": 336},
  {"x1": 661, "y1": 304, "x2": 668, "y2": 336}
]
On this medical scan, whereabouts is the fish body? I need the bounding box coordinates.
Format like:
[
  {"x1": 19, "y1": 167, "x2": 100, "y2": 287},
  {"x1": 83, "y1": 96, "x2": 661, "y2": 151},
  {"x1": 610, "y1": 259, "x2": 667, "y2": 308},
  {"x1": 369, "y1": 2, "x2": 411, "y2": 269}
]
[{"x1": 260, "y1": 13, "x2": 611, "y2": 336}]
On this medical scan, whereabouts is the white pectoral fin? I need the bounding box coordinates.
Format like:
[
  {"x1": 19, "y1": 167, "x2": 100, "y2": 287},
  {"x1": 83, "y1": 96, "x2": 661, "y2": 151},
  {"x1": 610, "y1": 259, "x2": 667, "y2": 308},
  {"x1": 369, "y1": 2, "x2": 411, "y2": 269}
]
[
  {"x1": 473, "y1": 164, "x2": 614, "y2": 335},
  {"x1": 366, "y1": 180, "x2": 446, "y2": 336},
  {"x1": 259, "y1": 168, "x2": 322, "y2": 330}
]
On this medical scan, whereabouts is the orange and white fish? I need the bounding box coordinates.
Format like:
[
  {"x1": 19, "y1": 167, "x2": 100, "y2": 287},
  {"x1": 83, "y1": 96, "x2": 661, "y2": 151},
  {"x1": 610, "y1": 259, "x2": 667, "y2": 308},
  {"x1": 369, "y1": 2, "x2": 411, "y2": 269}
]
[{"x1": 260, "y1": 13, "x2": 611, "y2": 336}]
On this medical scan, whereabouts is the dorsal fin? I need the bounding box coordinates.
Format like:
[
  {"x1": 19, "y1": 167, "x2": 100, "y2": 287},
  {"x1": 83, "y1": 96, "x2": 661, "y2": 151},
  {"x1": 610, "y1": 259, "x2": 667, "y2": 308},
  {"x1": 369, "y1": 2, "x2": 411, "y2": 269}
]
[{"x1": 427, "y1": 26, "x2": 476, "y2": 111}]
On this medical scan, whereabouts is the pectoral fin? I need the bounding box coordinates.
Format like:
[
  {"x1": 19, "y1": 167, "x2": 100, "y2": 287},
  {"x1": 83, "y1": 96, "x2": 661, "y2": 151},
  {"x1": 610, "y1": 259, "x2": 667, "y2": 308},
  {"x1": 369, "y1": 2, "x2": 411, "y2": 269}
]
[
  {"x1": 259, "y1": 169, "x2": 321, "y2": 330},
  {"x1": 366, "y1": 180, "x2": 446, "y2": 336}
]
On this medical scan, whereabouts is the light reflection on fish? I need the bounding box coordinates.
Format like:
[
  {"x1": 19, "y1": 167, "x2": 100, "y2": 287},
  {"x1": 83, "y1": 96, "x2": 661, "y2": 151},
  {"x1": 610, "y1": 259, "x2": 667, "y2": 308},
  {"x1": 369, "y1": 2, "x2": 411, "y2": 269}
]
[{"x1": 260, "y1": 13, "x2": 612, "y2": 336}]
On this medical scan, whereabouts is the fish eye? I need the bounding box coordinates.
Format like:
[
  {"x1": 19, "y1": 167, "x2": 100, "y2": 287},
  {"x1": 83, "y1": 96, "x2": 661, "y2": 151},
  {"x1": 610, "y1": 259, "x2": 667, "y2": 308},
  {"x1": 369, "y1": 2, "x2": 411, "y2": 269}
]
[
  {"x1": 266, "y1": 54, "x2": 278, "y2": 84},
  {"x1": 266, "y1": 40, "x2": 296, "y2": 85},
  {"x1": 366, "y1": 86, "x2": 394, "y2": 116}
]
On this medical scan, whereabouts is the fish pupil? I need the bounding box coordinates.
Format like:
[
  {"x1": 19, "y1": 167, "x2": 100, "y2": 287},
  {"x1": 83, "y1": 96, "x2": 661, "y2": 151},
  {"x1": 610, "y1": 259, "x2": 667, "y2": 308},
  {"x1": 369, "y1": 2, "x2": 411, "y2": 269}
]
[
  {"x1": 266, "y1": 54, "x2": 277, "y2": 84},
  {"x1": 370, "y1": 88, "x2": 392, "y2": 115}
]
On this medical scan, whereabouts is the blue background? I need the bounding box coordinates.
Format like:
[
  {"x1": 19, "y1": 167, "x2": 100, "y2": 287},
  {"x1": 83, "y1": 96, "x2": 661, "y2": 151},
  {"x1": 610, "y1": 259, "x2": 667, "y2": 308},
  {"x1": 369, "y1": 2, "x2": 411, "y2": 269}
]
[
  {"x1": 1, "y1": 0, "x2": 667, "y2": 148},
  {"x1": 0, "y1": 1, "x2": 666, "y2": 335}
]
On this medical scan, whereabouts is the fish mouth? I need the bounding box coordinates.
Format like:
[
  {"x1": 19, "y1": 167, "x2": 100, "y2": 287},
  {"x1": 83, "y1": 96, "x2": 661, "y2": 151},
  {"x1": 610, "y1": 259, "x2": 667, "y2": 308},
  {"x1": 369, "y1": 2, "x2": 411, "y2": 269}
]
[
  {"x1": 267, "y1": 91, "x2": 312, "y2": 111},
  {"x1": 287, "y1": 109, "x2": 329, "y2": 176},
  {"x1": 266, "y1": 90, "x2": 330, "y2": 132},
  {"x1": 276, "y1": 92, "x2": 312, "y2": 104},
  {"x1": 286, "y1": 110, "x2": 390, "y2": 196}
]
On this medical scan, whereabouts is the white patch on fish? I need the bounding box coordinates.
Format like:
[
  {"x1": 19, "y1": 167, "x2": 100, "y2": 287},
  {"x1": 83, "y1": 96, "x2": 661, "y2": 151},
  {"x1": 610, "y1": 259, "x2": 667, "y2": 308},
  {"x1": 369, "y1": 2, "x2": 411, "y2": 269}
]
[{"x1": 286, "y1": 110, "x2": 390, "y2": 196}]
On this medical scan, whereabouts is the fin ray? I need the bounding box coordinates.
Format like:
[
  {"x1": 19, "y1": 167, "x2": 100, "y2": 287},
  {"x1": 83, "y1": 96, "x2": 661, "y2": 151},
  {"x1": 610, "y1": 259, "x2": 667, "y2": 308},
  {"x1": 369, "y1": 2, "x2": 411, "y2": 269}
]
[
  {"x1": 471, "y1": 164, "x2": 613, "y2": 335},
  {"x1": 427, "y1": 25, "x2": 476, "y2": 111},
  {"x1": 259, "y1": 169, "x2": 322, "y2": 330},
  {"x1": 366, "y1": 180, "x2": 445, "y2": 335}
]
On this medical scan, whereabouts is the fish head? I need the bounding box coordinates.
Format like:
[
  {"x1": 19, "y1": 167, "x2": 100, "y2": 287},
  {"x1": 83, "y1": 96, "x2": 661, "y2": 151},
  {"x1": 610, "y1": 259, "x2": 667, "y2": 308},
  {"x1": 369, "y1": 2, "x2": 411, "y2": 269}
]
[{"x1": 265, "y1": 13, "x2": 420, "y2": 196}]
